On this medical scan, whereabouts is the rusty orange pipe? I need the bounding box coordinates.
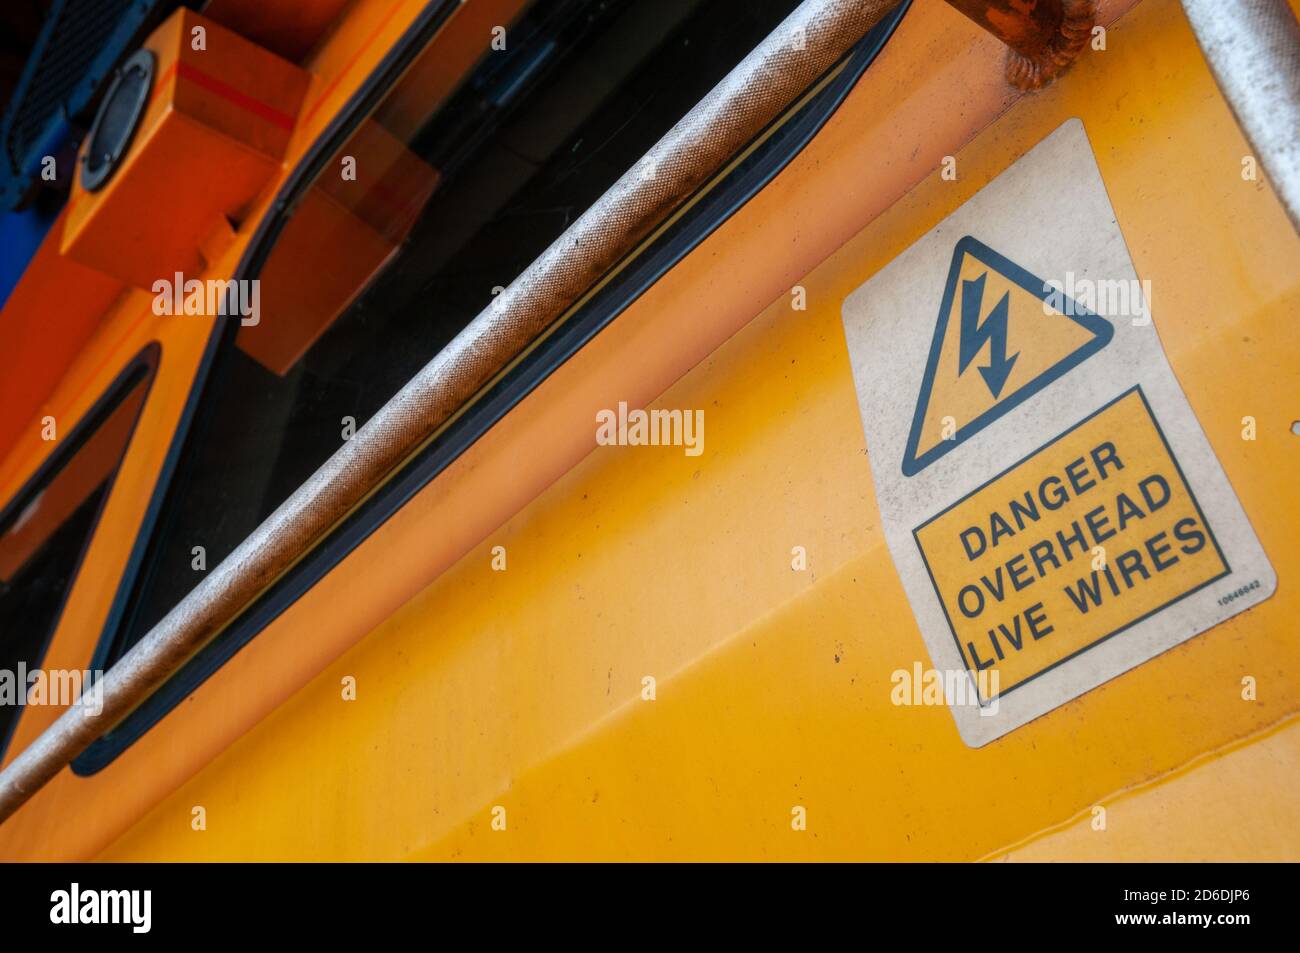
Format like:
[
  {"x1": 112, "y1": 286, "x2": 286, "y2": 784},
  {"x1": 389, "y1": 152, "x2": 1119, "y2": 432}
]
[{"x1": 945, "y1": 0, "x2": 1098, "y2": 89}]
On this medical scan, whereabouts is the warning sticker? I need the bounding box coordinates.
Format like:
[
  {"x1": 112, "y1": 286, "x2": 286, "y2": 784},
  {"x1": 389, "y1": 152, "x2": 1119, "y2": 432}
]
[
  {"x1": 841, "y1": 119, "x2": 1275, "y2": 745},
  {"x1": 903, "y1": 236, "x2": 1112, "y2": 475},
  {"x1": 915, "y1": 387, "x2": 1228, "y2": 699}
]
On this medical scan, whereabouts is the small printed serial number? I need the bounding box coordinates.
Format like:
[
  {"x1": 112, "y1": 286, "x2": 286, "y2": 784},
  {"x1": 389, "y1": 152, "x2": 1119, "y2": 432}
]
[{"x1": 1217, "y1": 579, "x2": 1261, "y2": 608}]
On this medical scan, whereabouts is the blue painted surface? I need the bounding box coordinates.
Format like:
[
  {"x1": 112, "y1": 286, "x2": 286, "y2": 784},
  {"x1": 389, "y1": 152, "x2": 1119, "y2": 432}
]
[{"x1": 0, "y1": 200, "x2": 61, "y2": 311}]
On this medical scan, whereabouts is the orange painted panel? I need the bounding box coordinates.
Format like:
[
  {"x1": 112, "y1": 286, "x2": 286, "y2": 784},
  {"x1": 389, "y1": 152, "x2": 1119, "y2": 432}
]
[
  {"x1": 61, "y1": 9, "x2": 309, "y2": 289},
  {"x1": 0, "y1": 207, "x2": 124, "y2": 470},
  {"x1": 236, "y1": 119, "x2": 439, "y2": 374},
  {"x1": 202, "y1": 0, "x2": 353, "y2": 63},
  {"x1": 0, "y1": 387, "x2": 142, "y2": 583}
]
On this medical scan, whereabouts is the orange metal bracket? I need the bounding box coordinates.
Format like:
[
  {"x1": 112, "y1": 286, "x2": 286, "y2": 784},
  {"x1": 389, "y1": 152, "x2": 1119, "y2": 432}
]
[{"x1": 945, "y1": 0, "x2": 1098, "y2": 88}]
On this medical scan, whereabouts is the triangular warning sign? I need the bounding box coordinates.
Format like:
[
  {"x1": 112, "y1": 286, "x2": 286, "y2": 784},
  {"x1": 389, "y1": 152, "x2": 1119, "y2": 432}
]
[{"x1": 901, "y1": 236, "x2": 1113, "y2": 476}]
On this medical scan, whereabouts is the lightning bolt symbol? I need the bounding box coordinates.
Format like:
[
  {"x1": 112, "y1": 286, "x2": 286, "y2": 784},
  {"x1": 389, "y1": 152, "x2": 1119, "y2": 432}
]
[{"x1": 958, "y1": 271, "x2": 1019, "y2": 399}]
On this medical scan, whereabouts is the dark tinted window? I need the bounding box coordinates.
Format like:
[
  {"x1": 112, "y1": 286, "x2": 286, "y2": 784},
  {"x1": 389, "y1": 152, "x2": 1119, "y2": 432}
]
[
  {"x1": 103, "y1": 0, "x2": 805, "y2": 663},
  {"x1": 0, "y1": 347, "x2": 156, "y2": 757}
]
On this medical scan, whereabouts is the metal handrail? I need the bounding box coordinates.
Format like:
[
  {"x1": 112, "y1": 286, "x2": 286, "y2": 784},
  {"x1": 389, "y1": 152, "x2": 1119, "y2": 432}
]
[{"x1": 1181, "y1": 0, "x2": 1300, "y2": 231}]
